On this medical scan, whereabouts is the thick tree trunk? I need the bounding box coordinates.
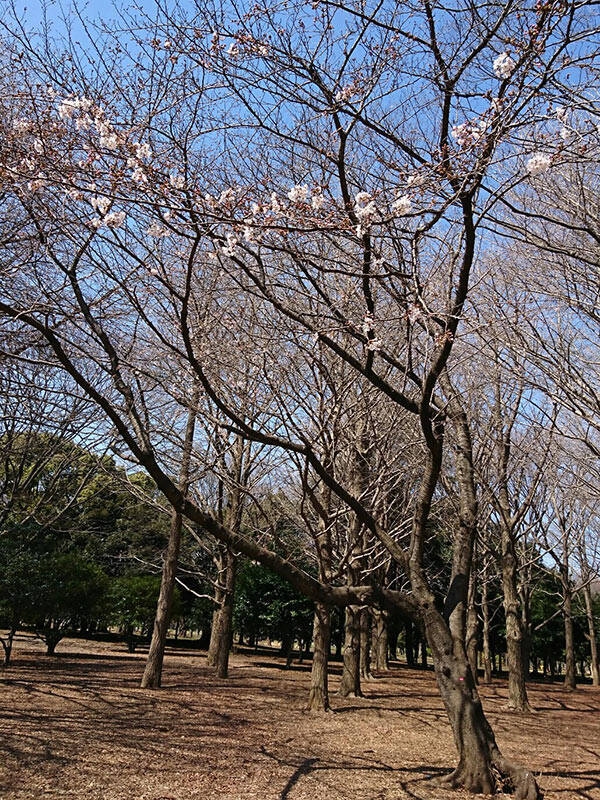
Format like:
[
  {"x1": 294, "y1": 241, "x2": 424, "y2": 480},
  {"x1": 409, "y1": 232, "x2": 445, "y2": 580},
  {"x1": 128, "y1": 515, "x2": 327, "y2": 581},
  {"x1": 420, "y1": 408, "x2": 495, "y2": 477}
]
[
  {"x1": 359, "y1": 607, "x2": 373, "y2": 679},
  {"x1": 372, "y1": 609, "x2": 389, "y2": 671},
  {"x1": 45, "y1": 627, "x2": 60, "y2": 656},
  {"x1": 425, "y1": 611, "x2": 541, "y2": 799},
  {"x1": 562, "y1": 579, "x2": 576, "y2": 691},
  {"x1": 306, "y1": 603, "x2": 331, "y2": 712},
  {"x1": 141, "y1": 388, "x2": 198, "y2": 689},
  {"x1": 338, "y1": 606, "x2": 362, "y2": 697},
  {"x1": 583, "y1": 582, "x2": 600, "y2": 686}
]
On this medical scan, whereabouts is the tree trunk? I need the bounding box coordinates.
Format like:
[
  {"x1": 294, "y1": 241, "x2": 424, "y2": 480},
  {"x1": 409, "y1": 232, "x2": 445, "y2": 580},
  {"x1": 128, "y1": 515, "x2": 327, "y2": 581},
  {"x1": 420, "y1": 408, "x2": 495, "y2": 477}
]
[
  {"x1": 141, "y1": 506, "x2": 183, "y2": 688},
  {"x1": 420, "y1": 637, "x2": 428, "y2": 669},
  {"x1": 372, "y1": 609, "x2": 389, "y2": 671},
  {"x1": 501, "y1": 529, "x2": 531, "y2": 711},
  {"x1": 425, "y1": 611, "x2": 541, "y2": 799},
  {"x1": 466, "y1": 551, "x2": 479, "y2": 683},
  {"x1": 1, "y1": 625, "x2": 17, "y2": 667},
  {"x1": 45, "y1": 626, "x2": 60, "y2": 656},
  {"x1": 141, "y1": 387, "x2": 199, "y2": 689},
  {"x1": 562, "y1": 577, "x2": 576, "y2": 690},
  {"x1": 481, "y1": 569, "x2": 492, "y2": 684},
  {"x1": 359, "y1": 607, "x2": 372, "y2": 679},
  {"x1": 405, "y1": 621, "x2": 415, "y2": 666},
  {"x1": 306, "y1": 603, "x2": 331, "y2": 711},
  {"x1": 207, "y1": 549, "x2": 237, "y2": 678},
  {"x1": 582, "y1": 581, "x2": 600, "y2": 686},
  {"x1": 338, "y1": 606, "x2": 362, "y2": 697}
]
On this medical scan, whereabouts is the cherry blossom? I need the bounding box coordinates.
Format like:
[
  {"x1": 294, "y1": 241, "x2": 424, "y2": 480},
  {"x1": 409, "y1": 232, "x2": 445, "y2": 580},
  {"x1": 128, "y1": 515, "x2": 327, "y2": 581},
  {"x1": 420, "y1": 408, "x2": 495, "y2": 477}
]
[
  {"x1": 493, "y1": 52, "x2": 516, "y2": 80},
  {"x1": 287, "y1": 184, "x2": 309, "y2": 203},
  {"x1": 526, "y1": 153, "x2": 552, "y2": 176},
  {"x1": 392, "y1": 194, "x2": 412, "y2": 216}
]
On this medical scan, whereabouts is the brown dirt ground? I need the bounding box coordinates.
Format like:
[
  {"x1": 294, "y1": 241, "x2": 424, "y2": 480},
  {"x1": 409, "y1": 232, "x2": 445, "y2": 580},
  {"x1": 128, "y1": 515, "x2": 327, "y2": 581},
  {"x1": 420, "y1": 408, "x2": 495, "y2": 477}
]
[{"x1": 0, "y1": 634, "x2": 598, "y2": 800}]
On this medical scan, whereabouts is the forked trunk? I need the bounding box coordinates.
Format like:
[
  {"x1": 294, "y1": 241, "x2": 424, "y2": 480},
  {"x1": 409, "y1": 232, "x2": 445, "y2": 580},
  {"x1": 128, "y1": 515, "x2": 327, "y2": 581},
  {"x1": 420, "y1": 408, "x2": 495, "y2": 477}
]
[
  {"x1": 208, "y1": 549, "x2": 236, "y2": 678},
  {"x1": 306, "y1": 603, "x2": 331, "y2": 712},
  {"x1": 1, "y1": 625, "x2": 16, "y2": 666},
  {"x1": 338, "y1": 606, "x2": 362, "y2": 697}
]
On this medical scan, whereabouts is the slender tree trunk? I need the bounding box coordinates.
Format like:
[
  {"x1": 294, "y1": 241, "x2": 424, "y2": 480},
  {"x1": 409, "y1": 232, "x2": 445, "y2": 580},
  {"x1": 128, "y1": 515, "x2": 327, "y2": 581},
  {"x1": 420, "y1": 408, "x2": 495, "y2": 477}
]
[
  {"x1": 306, "y1": 602, "x2": 331, "y2": 711},
  {"x1": 208, "y1": 549, "x2": 236, "y2": 678},
  {"x1": 372, "y1": 609, "x2": 389, "y2": 671},
  {"x1": 338, "y1": 606, "x2": 362, "y2": 697},
  {"x1": 466, "y1": 567, "x2": 478, "y2": 683},
  {"x1": 359, "y1": 607, "x2": 373, "y2": 679},
  {"x1": 562, "y1": 574, "x2": 576, "y2": 690},
  {"x1": 421, "y1": 638, "x2": 428, "y2": 669},
  {"x1": 501, "y1": 527, "x2": 531, "y2": 711},
  {"x1": 141, "y1": 507, "x2": 183, "y2": 687},
  {"x1": 141, "y1": 387, "x2": 199, "y2": 689},
  {"x1": 206, "y1": 605, "x2": 222, "y2": 666},
  {"x1": 404, "y1": 621, "x2": 414, "y2": 666},
  {"x1": 481, "y1": 567, "x2": 493, "y2": 684},
  {"x1": 1, "y1": 624, "x2": 17, "y2": 667},
  {"x1": 582, "y1": 581, "x2": 600, "y2": 686}
]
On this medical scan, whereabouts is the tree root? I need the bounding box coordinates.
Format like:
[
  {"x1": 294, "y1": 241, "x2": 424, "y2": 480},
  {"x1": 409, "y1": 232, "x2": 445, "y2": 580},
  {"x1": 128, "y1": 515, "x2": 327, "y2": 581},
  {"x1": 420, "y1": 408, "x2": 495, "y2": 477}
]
[{"x1": 435, "y1": 758, "x2": 542, "y2": 799}]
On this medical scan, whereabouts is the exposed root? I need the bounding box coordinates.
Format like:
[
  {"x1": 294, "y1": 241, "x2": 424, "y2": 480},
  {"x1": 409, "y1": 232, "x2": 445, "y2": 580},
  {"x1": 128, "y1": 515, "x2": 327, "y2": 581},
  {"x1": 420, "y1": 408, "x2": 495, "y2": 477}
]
[{"x1": 435, "y1": 758, "x2": 542, "y2": 799}]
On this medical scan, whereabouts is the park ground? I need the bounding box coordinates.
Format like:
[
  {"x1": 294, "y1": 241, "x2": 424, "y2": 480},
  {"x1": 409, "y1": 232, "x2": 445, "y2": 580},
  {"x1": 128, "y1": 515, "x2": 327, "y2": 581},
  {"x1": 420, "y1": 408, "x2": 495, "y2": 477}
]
[{"x1": 0, "y1": 635, "x2": 599, "y2": 800}]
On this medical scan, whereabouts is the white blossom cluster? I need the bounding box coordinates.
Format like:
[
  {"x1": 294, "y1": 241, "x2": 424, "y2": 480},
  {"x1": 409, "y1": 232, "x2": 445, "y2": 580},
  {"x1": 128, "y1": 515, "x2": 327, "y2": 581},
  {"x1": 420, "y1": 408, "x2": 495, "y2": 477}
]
[
  {"x1": 287, "y1": 184, "x2": 309, "y2": 203},
  {"x1": 354, "y1": 191, "x2": 377, "y2": 223},
  {"x1": 526, "y1": 153, "x2": 552, "y2": 176},
  {"x1": 90, "y1": 211, "x2": 126, "y2": 230},
  {"x1": 493, "y1": 52, "x2": 516, "y2": 80},
  {"x1": 146, "y1": 221, "x2": 171, "y2": 238},
  {"x1": 334, "y1": 85, "x2": 355, "y2": 104},
  {"x1": 392, "y1": 194, "x2": 412, "y2": 216},
  {"x1": 452, "y1": 120, "x2": 487, "y2": 147}
]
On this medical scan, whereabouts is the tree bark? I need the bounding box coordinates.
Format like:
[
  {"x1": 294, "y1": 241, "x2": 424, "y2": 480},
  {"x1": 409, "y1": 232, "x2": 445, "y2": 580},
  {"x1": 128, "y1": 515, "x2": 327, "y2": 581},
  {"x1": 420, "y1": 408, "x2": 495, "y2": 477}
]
[
  {"x1": 582, "y1": 581, "x2": 600, "y2": 686},
  {"x1": 306, "y1": 602, "x2": 331, "y2": 711},
  {"x1": 338, "y1": 606, "x2": 362, "y2": 697},
  {"x1": 501, "y1": 526, "x2": 531, "y2": 711},
  {"x1": 359, "y1": 606, "x2": 373, "y2": 679},
  {"x1": 425, "y1": 610, "x2": 540, "y2": 799},
  {"x1": 141, "y1": 387, "x2": 199, "y2": 689},
  {"x1": 481, "y1": 563, "x2": 493, "y2": 684},
  {"x1": 466, "y1": 562, "x2": 478, "y2": 683},
  {"x1": 562, "y1": 569, "x2": 576, "y2": 690},
  {"x1": 207, "y1": 548, "x2": 237, "y2": 678},
  {"x1": 1, "y1": 624, "x2": 17, "y2": 667},
  {"x1": 372, "y1": 608, "x2": 389, "y2": 671}
]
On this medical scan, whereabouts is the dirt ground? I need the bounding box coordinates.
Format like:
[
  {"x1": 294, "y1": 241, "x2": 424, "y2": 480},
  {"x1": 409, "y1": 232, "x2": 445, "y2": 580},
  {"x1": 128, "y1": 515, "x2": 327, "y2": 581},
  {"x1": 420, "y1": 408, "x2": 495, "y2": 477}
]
[{"x1": 0, "y1": 635, "x2": 598, "y2": 800}]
